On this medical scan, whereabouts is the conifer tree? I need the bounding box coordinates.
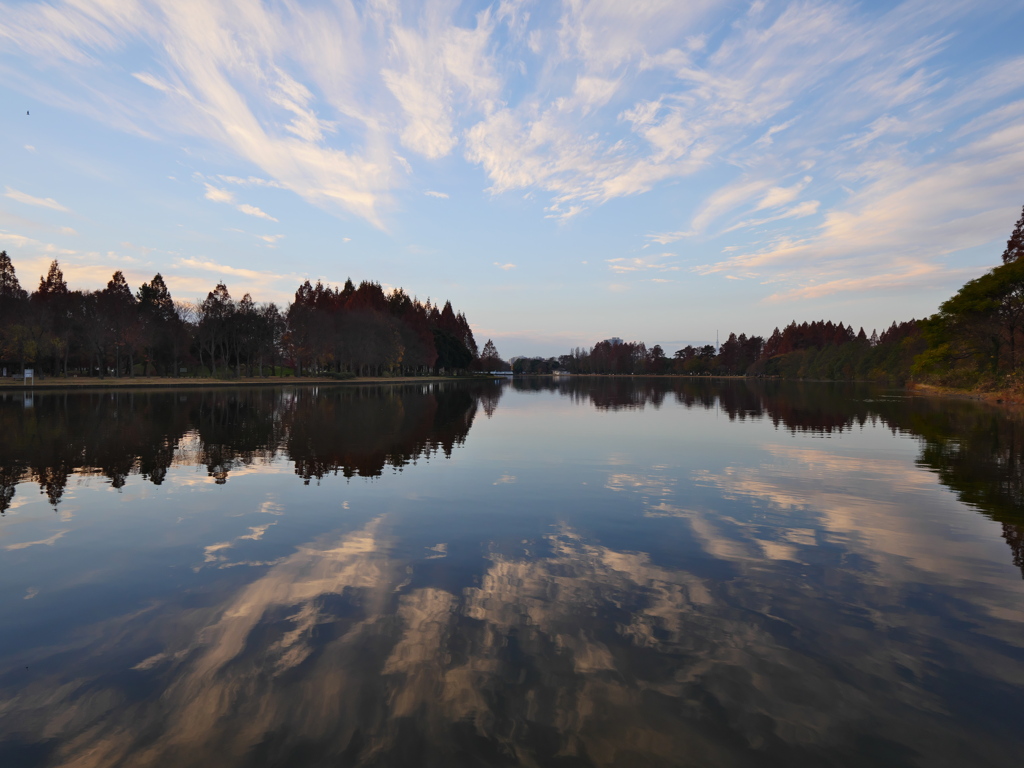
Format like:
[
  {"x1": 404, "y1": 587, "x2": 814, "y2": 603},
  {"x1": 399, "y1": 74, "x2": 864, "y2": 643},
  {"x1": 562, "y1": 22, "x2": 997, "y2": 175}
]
[
  {"x1": 1002, "y1": 204, "x2": 1024, "y2": 264},
  {"x1": 479, "y1": 339, "x2": 504, "y2": 371},
  {"x1": 0, "y1": 250, "x2": 26, "y2": 300},
  {"x1": 36, "y1": 259, "x2": 68, "y2": 297}
]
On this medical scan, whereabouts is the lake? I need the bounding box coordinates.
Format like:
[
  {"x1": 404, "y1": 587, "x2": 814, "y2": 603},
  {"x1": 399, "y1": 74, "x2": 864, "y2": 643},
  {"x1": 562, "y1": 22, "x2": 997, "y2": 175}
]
[{"x1": 1, "y1": 379, "x2": 1022, "y2": 767}]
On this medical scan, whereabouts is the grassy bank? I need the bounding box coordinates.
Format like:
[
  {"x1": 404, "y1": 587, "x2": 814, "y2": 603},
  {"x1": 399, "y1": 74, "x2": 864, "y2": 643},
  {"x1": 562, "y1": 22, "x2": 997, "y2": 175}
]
[{"x1": 909, "y1": 380, "x2": 1024, "y2": 406}]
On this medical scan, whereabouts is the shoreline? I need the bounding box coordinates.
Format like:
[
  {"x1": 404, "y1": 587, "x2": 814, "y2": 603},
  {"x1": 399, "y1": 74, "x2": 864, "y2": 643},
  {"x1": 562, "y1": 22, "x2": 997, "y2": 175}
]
[
  {"x1": 0, "y1": 375, "x2": 495, "y2": 392},
  {"x1": 907, "y1": 382, "x2": 1024, "y2": 407},
  {"x1": 5, "y1": 374, "x2": 1023, "y2": 410}
]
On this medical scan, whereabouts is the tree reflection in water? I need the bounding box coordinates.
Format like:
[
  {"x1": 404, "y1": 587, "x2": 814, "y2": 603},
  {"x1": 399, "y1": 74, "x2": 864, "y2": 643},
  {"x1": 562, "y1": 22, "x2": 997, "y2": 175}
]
[
  {"x1": 514, "y1": 377, "x2": 1024, "y2": 579},
  {"x1": 1, "y1": 380, "x2": 1023, "y2": 767},
  {"x1": 0, "y1": 382, "x2": 495, "y2": 508},
  {"x1": 2, "y1": 379, "x2": 1021, "y2": 574}
]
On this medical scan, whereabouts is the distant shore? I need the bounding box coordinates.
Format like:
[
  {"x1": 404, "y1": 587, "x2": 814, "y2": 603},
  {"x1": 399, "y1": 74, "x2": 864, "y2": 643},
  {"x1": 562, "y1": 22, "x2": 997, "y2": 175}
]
[
  {"x1": 5, "y1": 375, "x2": 1023, "y2": 409},
  {"x1": 0, "y1": 375, "x2": 494, "y2": 392}
]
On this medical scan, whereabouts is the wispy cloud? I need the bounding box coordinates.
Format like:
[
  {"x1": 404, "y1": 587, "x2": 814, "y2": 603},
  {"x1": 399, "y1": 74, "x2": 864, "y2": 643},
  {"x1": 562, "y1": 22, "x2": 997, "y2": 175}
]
[
  {"x1": 696, "y1": 120, "x2": 1024, "y2": 298},
  {"x1": 237, "y1": 204, "x2": 278, "y2": 222},
  {"x1": 204, "y1": 183, "x2": 278, "y2": 222},
  {"x1": 203, "y1": 184, "x2": 235, "y2": 204},
  {"x1": 723, "y1": 200, "x2": 820, "y2": 234},
  {"x1": 218, "y1": 175, "x2": 287, "y2": 189},
  {"x1": 0, "y1": 0, "x2": 1020, "y2": 313},
  {"x1": 176, "y1": 256, "x2": 293, "y2": 284},
  {"x1": 4, "y1": 186, "x2": 69, "y2": 212},
  {"x1": 4, "y1": 529, "x2": 68, "y2": 550},
  {"x1": 494, "y1": 262, "x2": 515, "y2": 270},
  {"x1": 606, "y1": 253, "x2": 678, "y2": 274}
]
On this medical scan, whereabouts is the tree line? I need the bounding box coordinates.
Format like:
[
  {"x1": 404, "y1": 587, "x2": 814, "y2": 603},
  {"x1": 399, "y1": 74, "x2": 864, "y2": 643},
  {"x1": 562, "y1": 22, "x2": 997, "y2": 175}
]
[
  {"x1": 514, "y1": 205, "x2": 1024, "y2": 387},
  {"x1": 513, "y1": 319, "x2": 923, "y2": 382},
  {"x1": 0, "y1": 254, "x2": 489, "y2": 378},
  {"x1": 914, "y1": 205, "x2": 1024, "y2": 388},
  {"x1": 5, "y1": 203, "x2": 1022, "y2": 386}
]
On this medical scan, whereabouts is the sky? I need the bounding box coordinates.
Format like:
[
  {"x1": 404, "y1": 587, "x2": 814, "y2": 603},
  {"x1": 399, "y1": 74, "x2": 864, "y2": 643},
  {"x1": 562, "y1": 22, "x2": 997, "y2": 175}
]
[{"x1": 1, "y1": 0, "x2": 1023, "y2": 357}]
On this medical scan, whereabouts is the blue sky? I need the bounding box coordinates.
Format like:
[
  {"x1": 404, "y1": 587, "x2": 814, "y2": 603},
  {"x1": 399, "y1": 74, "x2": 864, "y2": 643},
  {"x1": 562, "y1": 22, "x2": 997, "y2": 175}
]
[{"x1": 1, "y1": 0, "x2": 1023, "y2": 357}]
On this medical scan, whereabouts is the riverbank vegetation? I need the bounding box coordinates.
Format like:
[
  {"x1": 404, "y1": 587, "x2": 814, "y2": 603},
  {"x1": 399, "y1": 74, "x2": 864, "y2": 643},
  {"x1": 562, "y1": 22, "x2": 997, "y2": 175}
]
[
  {"x1": 515, "y1": 205, "x2": 1024, "y2": 399},
  {"x1": 0, "y1": 256, "x2": 485, "y2": 379},
  {"x1": 4, "y1": 205, "x2": 1023, "y2": 394}
]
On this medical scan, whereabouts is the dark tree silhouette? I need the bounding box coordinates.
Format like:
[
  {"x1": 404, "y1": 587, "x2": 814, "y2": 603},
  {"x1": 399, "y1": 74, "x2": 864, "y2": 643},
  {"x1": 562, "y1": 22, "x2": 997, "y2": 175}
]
[
  {"x1": 0, "y1": 251, "x2": 26, "y2": 300},
  {"x1": 0, "y1": 261, "x2": 477, "y2": 379},
  {"x1": 1002, "y1": 204, "x2": 1024, "y2": 264},
  {"x1": 477, "y1": 339, "x2": 506, "y2": 372}
]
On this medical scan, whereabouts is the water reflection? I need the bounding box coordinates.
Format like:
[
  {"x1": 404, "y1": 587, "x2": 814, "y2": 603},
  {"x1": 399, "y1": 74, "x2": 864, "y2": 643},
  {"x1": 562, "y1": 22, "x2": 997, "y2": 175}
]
[
  {"x1": 517, "y1": 377, "x2": 1024, "y2": 579},
  {"x1": 0, "y1": 382, "x2": 500, "y2": 510},
  {"x1": 1, "y1": 379, "x2": 1024, "y2": 767}
]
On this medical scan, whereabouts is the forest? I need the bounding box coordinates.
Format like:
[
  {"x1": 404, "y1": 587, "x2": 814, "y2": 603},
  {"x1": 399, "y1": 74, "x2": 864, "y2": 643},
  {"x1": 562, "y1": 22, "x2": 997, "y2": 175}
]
[
  {"x1": 516, "y1": 318, "x2": 924, "y2": 382},
  {"x1": 0, "y1": 256, "x2": 484, "y2": 378}
]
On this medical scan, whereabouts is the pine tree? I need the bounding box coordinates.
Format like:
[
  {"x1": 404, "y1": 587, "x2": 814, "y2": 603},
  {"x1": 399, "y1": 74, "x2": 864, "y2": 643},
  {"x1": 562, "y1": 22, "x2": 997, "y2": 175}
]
[{"x1": 1002, "y1": 204, "x2": 1024, "y2": 264}]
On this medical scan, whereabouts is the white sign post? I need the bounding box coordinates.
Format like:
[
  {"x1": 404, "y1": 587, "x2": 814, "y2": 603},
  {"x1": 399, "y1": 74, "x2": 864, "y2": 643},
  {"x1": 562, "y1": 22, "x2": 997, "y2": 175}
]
[{"x1": 23, "y1": 369, "x2": 34, "y2": 386}]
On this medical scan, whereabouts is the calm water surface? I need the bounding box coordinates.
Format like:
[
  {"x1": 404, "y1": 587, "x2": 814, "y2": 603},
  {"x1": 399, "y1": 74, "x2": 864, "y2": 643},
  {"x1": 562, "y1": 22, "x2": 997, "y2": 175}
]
[{"x1": 1, "y1": 379, "x2": 1023, "y2": 767}]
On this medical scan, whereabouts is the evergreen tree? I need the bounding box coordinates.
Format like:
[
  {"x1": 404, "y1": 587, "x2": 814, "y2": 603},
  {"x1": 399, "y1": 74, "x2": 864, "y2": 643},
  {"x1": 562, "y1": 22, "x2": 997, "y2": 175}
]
[
  {"x1": 36, "y1": 259, "x2": 68, "y2": 298},
  {"x1": 0, "y1": 251, "x2": 26, "y2": 300},
  {"x1": 1002, "y1": 204, "x2": 1024, "y2": 264},
  {"x1": 103, "y1": 271, "x2": 139, "y2": 377},
  {"x1": 478, "y1": 339, "x2": 505, "y2": 371},
  {"x1": 137, "y1": 273, "x2": 175, "y2": 323}
]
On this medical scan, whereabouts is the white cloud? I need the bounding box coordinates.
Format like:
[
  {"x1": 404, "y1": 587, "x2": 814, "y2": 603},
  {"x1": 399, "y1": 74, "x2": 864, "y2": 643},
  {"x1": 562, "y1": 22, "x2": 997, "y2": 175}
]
[
  {"x1": 697, "y1": 120, "x2": 1024, "y2": 297},
  {"x1": 218, "y1": 175, "x2": 286, "y2": 189},
  {"x1": 2, "y1": 0, "x2": 396, "y2": 226},
  {"x1": 177, "y1": 256, "x2": 290, "y2": 282},
  {"x1": 4, "y1": 186, "x2": 69, "y2": 212},
  {"x1": 0, "y1": 0, "x2": 1019, "y2": 313},
  {"x1": 203, "y1": 183, "x2": 235, "y2": 204},
  {"x1": 494, "y1": 262, "x2": 516, "y2": 270},
  {"x1": 382, "y1": 6, "x2": 499, "y2": 160},
  {"x1": 237, "y1": 204, "x2": 278, "y2": 222},
  {"x1": 203, "y1": 182, "x2": 277, "y2": 221},
  {"x1": 24, "y1": 144, "x2": 35, "y2": 152},
  {"x1": 424, "y1": 190, "x2": 449, "y2": 199},
  {"x1": 755, "y1": 177, "x2": 811, "y2": 212}
]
